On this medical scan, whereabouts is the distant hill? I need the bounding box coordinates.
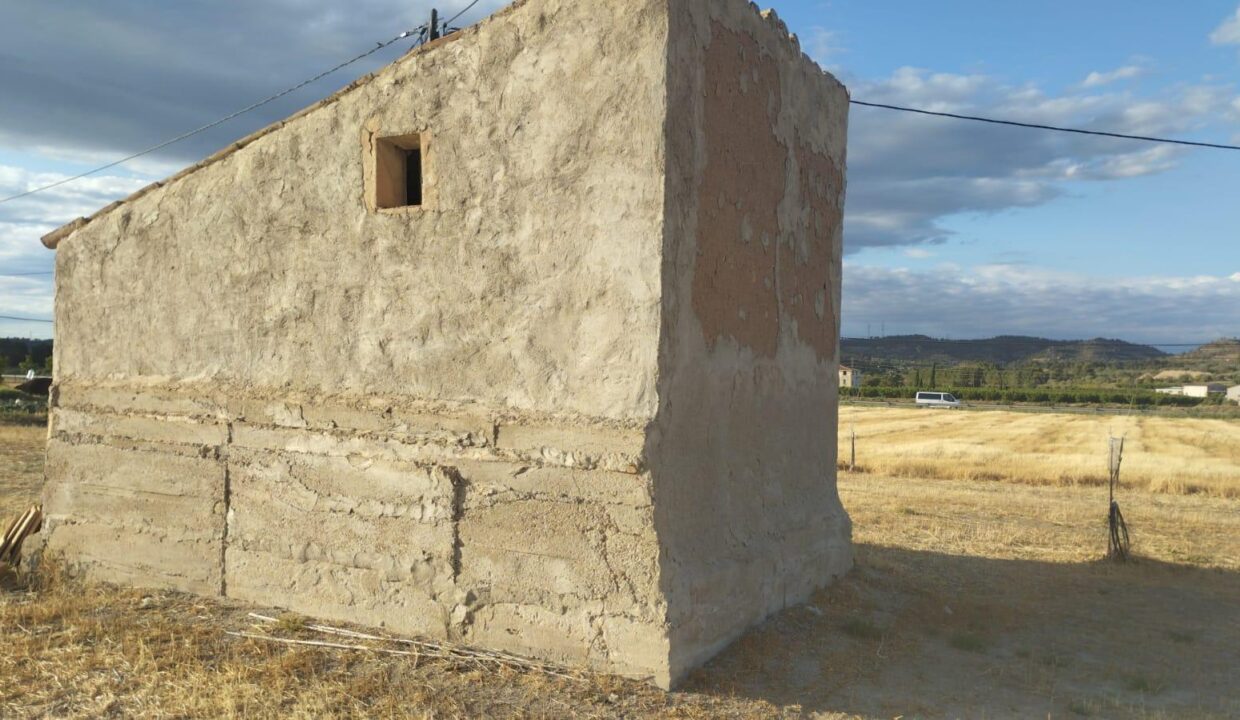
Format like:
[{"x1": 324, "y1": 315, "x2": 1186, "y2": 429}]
[
  {"x1": 840, "y1": 335, "x2": 1166, "y2": 365},
  {"x1": 1174, "y1": 338, "x2": 1240, "y2": 365}
]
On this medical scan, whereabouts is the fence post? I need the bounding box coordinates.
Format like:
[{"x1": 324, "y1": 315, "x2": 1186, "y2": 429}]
[
  {"x1": 1107, "y1": 435, "x2": 1130, "y2": 561},
  {"x1": 849, "y1": 423, "x2": 856, "y2": 472}
]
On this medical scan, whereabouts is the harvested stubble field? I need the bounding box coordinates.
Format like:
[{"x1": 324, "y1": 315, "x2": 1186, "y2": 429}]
[
  {"x1": 3, "y1": 415, "x2": 1240, "y2": 718},
  {"x1": 839, "y1": 406, "x2": 1240, "y2": 497},
  {"x1": 0, "y1": 424, "x2": 45, "y2": 520}
]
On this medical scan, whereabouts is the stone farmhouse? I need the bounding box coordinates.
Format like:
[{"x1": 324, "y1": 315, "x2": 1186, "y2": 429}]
[{"x1": 37, "y1": 0, "x2": 851, "y2": 687}]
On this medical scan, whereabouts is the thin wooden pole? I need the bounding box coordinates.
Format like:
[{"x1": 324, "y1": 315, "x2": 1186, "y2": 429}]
[
  {"x1": 850, "y1": 423, "x2": 856, "y2": 472},
  {"x1": 1106, "y1": 435, "x2": 1130, "y2": 561}
]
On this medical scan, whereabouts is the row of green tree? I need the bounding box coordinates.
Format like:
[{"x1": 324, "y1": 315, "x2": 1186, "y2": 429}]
[
  {"x1": 850, "y1": 359, "x2": 1236, "y2": 390},
  {"x1": 841, "y1": 385, "x2": 1204, "y2": 406},
  {"x1": 1, "y1": 338, "x2": 53, "y2": 375}
]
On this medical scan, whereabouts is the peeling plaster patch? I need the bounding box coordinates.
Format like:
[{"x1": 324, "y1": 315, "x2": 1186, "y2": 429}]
[
  {"x1": 783, "y1": 140, "x2": 843, "y2": 361},
  {"x1": 691, "y1": 22, "x2": 787, "y2": 359}
]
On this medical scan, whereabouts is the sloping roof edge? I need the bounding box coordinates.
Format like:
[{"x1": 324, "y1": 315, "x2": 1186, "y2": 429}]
[{"x1": 42, "y1": 1, "x2": 528, "y2": 250}]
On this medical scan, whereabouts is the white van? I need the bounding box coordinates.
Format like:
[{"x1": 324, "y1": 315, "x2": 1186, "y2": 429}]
[{"x1": 915, "y1": 391, "x2": 962, "y2": 408}]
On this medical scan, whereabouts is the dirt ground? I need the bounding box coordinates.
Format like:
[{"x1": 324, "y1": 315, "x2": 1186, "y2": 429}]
[
  {"x1": 689, "y1": 475, "x2": 1240, "y2": 719},
  {"x1": 3, "y1": 421, "x2": 1239, "y2": 718}
]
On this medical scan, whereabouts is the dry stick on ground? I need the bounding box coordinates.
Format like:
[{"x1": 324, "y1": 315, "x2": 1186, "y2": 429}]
[
  {"x1": 245, "y1": 613, "x2": 589, "y2": 682},
  {"x1": 1107, "y1": 435, "x2": 1131, "y2": 561},
  {"x1": 226, "y1": 632, "x2": 425, "y2": 658}
]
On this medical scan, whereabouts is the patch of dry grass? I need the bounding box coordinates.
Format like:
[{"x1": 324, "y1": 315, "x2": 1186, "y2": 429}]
[
  {"x1": 1, "y1": 569, "x2": 787, "y2": 719},
  {"x1": 839, "y1": 407, "x2": 1240, "y2": 498},
  {"x1": 0, "y1": 423, "x2": 794, "y2": 718},
  {"x1": 0, "y1": 423, "x2": 45, "y2": 521}
]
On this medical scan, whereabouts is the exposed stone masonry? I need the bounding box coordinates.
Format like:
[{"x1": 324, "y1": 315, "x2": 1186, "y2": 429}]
[{"x1": 44, "y1": 381, "x2": 663, "y2": 677}]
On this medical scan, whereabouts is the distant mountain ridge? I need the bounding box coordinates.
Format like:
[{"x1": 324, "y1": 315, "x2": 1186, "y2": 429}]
[
  {"x1": 1174, "y1": 338, "x2": 1240, "y2": 364},
  {"x1": 840, "y1": 335, "x2": 1167, "y2": 364}
]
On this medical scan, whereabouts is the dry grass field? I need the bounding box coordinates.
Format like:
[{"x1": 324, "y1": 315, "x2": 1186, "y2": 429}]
[
  {"x1": 839, "y1": 406, "x2": 1240, "y2": 497},
  {"x1": 3, "y1": 414, "x2": 1240, "y2": 718},
  {"x1": 0, "y1": 424, "x2": 44, "y2": 520}
]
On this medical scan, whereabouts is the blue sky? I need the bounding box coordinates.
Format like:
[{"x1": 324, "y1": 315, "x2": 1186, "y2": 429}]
[
  {"x1": 2, "y1": 0, "x2": 1239, "y2": 344},
  {"x1": 816, "y1": 0, "x2": 1240, "y2": 270}
]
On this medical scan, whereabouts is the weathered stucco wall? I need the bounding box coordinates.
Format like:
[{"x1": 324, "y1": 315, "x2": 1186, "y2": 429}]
[
  {"x1": 52, "y1": 0, "x2": 665, "y2": 423},
  {"x1": 44, "y1": 0, "x2": 673, "y2": 684},
  {"x1": 653, "y1": 0, "x2": 852, "y2": 684},
  {"x1": 41, "y1": 0, "x2": 850, "y2": 689}
]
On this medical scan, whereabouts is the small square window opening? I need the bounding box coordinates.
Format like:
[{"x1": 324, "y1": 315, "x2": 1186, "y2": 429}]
[{"x1": 374, "y1": 133, "x2": 424, "y2": 209}]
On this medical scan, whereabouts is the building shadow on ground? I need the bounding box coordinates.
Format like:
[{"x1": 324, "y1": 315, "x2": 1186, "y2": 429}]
[{"x1": 682, "y1": 543, "x2": 1240, "y2": 719}]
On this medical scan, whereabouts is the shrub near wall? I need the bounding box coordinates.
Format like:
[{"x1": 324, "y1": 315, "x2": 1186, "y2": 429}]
[
  {"x1": 839, "y1": 386, "x2": 1202, "y2": 407},
  {"x1": 0, "y1": 389, "x2": 48, "y2": 425}
]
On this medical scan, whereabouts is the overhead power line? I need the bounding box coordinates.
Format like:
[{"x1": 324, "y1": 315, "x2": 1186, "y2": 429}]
[
  {"x1": 0, "y1": 271, "x2": 54, "y2": 277},
  {"x1": 850, "y1": 100, "x2": 1240, "y2": 151},
  {"x1": 0, "y1": 315, "x2": 53, "y2": 323},
  {"x1": 0, "y1": 26, "x2": 428, "y2": 207},
  {"x1": 445, "y1": 0, "x2": 482, "y2": 27},
  {"x1": 2, "y1": 12, "x2": 1232, "y2": 208}
]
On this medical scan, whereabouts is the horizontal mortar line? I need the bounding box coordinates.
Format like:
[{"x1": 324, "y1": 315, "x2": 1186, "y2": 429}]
[
  {"x1": 71, "y1": 555, "x2": 213, "y2": 580},
  {"x1": 232, "y1": 547, "x2": 443, "y2": 571},
  {"x1": 55, "y1": 524, "x2": 219, "y2": 542},
  {"x1": 57, "y1": 412, "x2": 644, "y2": 454},
  {"x1": 73, "y1": 482, "x2": 216, "y2": 500},
  {"x1": 233, "y1": 425, "x2": 490, "y2": 444},
  {"x1": 51, "y1": 432, "x2": 222, "y2": 452},
  {"x1": 58, "y1": 396, "x2": 643, "y2": 436},
  {"x1": 233, "y1": 441, "x2": 635, "y2": 474},
  {"x1": 62, "y1": 413, "x2": 482, "y2": 441},
  {"x1": 234, "y1": 494, "x2": 446, "y2": 521},
  {"x1": 467, "y1": 545, "x2": 578, "y2": 560},
  {"x1": 53, "y1": 418, "x2": 645, "y2": 473},
  {"x1": 55, "y1": 404, "x2": 226, "y2": 418}
]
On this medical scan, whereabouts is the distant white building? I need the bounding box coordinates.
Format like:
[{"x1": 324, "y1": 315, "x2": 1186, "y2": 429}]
[
  {"x1": 1157, "y1": 383, "x2": 1227, "y2": 398},
  {"x1": 1184, "y1": 383, "x2": 1227, "y2": 398},
  {"x1": 1228, "y1": 386, "x2": 1240, "y2": 404},
  {"x1": 839, "y1": 365, "x2": 861, "y2": 389}
]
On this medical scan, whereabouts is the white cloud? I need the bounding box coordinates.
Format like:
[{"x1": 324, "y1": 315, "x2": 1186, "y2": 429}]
[
  {"x1": 903, "y1": 248, "x2": 933, "y2": 259},
  {"x1": 1080, "y1": 65, "x2": 1144, "y2": 88},
  {"x1": 845, "y1": 67, "x2": 1237, "y2": 250},
  {"x1": 1211, "y1": 6, "x2": 1240, "y2": 45},
  {"x1": 0, "y1": 0, "x2": 508, "y2": 164},
  {"x1": 0, "y1": 162, "x2": 150, "y2": 339},
  {"x1": 805, "y1": 27, "x2": 845, "y2": 66},
  {"x1": 0, "y1": 165, "x2": 148, "y2": 226},
  {"x1": 842, "y1": 263, "x2": 1240, "y2": 343},
  {"x1": 0, "y1": 272, "x2": 53, "y2": 339}
]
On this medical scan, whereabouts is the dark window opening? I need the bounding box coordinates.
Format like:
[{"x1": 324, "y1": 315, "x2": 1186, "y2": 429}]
[
  {"x1": 374, "y1": 133, "x2": 424, "y2": 209},
  {"x1": 405, "y1": 147, "x2": 423, "y2": 206}
]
